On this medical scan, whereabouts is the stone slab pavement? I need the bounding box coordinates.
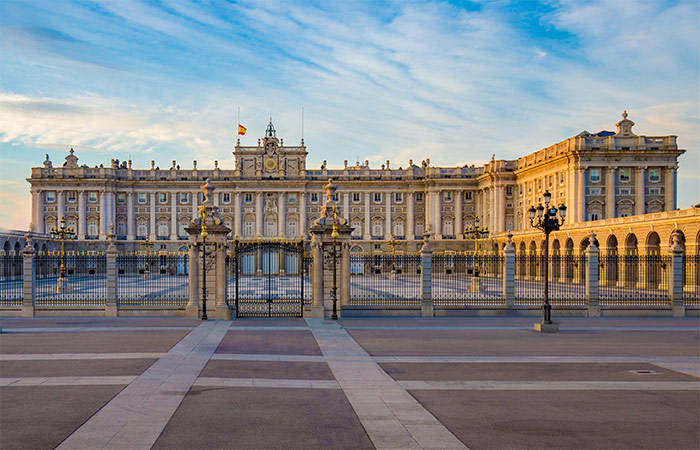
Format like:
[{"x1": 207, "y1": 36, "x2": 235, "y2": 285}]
[{"x1": 0, "y1": 315, "x2": 698, "y2": 449}]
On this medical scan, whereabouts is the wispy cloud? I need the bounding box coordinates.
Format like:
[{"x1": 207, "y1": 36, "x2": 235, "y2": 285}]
[{"x1": 0, "y1": 0, "x2": 698, "y2": 229}]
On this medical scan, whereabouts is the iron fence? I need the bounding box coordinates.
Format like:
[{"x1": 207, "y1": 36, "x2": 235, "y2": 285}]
[
  {"x1": 349, "y1": 253, "x2": 421, "y2": 305},
  {"x1": 0, "y1": 251, "x2": 23, "y2": 306},
  {"x1": 303, "y1": 255, "x2": 313, "y2": 305},
  {"x1": 683, "y1": 254, "x2": 699, "y2": 305},
  {"x1": 599, "y1": 254, "x2": 670, "y2": 306},
  {"x1": 34, "y1": 251, "x2": 107, "y2": 305},
  {"x1": 117, "y1": 251, "x2": 188, "y2": 306},
  {"x1": 432, "y1": 253, "x2": 504, "y2": 305},
  {"x1": 514, "y1": 253, "x2": 586, "y2": 305}
]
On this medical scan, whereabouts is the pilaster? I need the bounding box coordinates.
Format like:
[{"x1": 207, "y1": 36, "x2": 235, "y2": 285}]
[
  {"x1": 21, "y1": 236, "x2": 35, "y2": 317},
  {"x1": 503, "y1": 234, "x2": 515, "y2": 307}
]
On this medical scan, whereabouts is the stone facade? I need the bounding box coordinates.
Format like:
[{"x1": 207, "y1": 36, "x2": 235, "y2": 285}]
[{"x1": 26, "y1": 112, "x2": 685, "y2": 254}]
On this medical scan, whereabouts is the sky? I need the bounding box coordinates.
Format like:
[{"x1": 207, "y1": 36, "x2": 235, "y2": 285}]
[{"x1": 1, "y1": 0, "x2": 698, "y2": 230}]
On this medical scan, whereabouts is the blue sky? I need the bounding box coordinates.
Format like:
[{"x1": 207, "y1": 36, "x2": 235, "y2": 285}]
[{"x1": 1, "y1": 0, "x2": 698, "y2": 230}]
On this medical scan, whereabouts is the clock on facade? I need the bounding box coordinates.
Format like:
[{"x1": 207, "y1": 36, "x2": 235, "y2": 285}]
[{"x1": 265, "y1": 158, "x2": 277, "y2": 170}]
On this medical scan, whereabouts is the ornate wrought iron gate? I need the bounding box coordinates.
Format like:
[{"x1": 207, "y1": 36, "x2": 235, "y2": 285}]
[{"x1": 233, "y1": 240, "x2": 305, "y2": 317}]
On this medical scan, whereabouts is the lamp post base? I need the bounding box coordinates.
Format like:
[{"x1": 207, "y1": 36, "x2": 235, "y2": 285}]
[
  {"x1": 533, "y1": 322, "x2": 559, "y2": 333},
  {"x1": 55, "y1": 276, "x2": 69, "y2": 294}
]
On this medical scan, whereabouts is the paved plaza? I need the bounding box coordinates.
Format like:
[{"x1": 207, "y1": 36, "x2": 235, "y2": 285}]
[{"x1": 0, "y1": 316, "x2": 698, "y2": 449}]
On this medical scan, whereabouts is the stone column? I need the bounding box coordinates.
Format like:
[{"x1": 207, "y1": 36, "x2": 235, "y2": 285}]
[
  {"x1": 22, "y1": 235, "x2": 35, "y2": 317},
  {"x1": 99, "y1": 191, "x2": 107, "y2": 239},
  {"x1": 455, "y1": 190, "x2": 463, "y2": 239},
  {"x1": 669, "y1": 231, "x2": 685, "y2": 317},
  {"x1": 105, "y1": 231, "x2": 118, "y2": 317},
  {"x1": 420, "y1": 233, "x2": 433, "y2": 317},
  {"x1": 341, "y1": 242, "x2": 350, "y2": 305},
  {"x1": 496, "y1": 186, "x2": 506, "y2": 233},
  {"x1": 606, "y1": 167, "x2": 616, "y2": 219},
  {"x1": 665, "y1": 166, "x2": 675, "y2": 211},
  {"x1": 31, "y1": 189, "x2": 39, "y2": 232},
  {"x1": 57, "y1": 190, "x2": 65, "y2": 222},
  {"x1": 578, "y1": 167, "x2": 586, "y2": 222},
  {"x1": 585, "y1": 233, "x2": 600, "y2": 317},
  {"x1": 311, "y1": 239, "x2": 324, "y2": 317},
  {"x1": 300, "y1": 191, "x2": 307, "y2": 236},
  {"x1": 192, "y1": 190, "x2": 198, "y2": 219},
  {"x1": 234, "y1": 192, "x2": 242, "y2": 237},
  {"x1": 185, "y1": 240, "x2": 199, "y2": 317},
  {"x1": 255, "y1": 192, "x2": 263, "y2": 237},
  {"x1": 215, "y1": 241, "x2": 229, "y2": 319},
  {"x1": 78, "y1": 191, "x2": 86, "y2": 239},
  {"x1": 503, "y1": 233, "x2": 515, "y2": 308},
  {"x1": 385, "y1": 191, "x2": 392, "y2": 239},
  {"x1": 364, "y1": 192, "x2": 370, "y2": 239},
  {"x1": 150, "y1": 192, "x2": 156, "y2": 238},
  {"x1": 434, "y1": 190, "x2": 442, "y2": 238},
  {"x1": 126, "y1": 191, "x2": 134, "y2": 240},
  {"x1": 343, "y1": 192, "x2": 349, "y2": 221},
  {"x1": 407, "y1": 192, "x2": 415, "y2": 240},
  {"x1": 635, "y1": 167, "x2": 646, "y2": 216},
  {"x1": 278, "y1": 192, "x2": 286, "y2": 237},
  {"x1": 170, "y1": 192, "x2": 178, "y2": 240}
]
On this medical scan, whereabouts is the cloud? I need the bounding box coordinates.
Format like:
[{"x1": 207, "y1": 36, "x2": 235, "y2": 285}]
[{"x1": 0, "y1": 0, "x2": 697, "y2": 229}]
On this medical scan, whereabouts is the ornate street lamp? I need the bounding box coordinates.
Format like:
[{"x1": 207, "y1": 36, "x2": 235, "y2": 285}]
[
  {"x1": 527, "y1": 190, "x2": 566, "y2": 326},
  {"x1": 387, "y1": 234, "x2": 399, "y2": 278},
  {"x1": 50, "y1": 215, "x2": 76, "y2": 293},
  {"x1": 330, "y1": 204, "x2": 339, "y2": 320},
  {"x1": 139, "y1": 235, "x2": 154, "y2": 276},
  {"x1": 200, "y1": 209, "x2": 209, "y2": 320},
  {"x1": 464, "y1": 215, "x2": 489, "y2": 282}
]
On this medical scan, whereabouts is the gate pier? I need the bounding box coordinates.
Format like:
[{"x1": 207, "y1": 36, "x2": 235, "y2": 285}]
[
  {"x1": 185, "y1": 179, "x2": 231, "y2": 319},
  {"x1": 309, "y1": 179, "x2": 353, "y2": 319}
]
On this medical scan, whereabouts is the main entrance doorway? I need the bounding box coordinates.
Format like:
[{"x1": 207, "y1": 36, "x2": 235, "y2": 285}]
[{"x1": 231, "y1": 240, "x2": 305, "y2": 317}]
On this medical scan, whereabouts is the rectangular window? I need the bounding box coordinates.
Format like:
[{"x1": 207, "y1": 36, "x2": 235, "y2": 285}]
[
  {"x1": 394, "y1": 193, "x2": 402, "y2": 203},
  {"x1": 138, "y1": 193, "x2": 147, "y2": 203},
  {"x1": 288, "y1": 193, "x2": 297, "y2": 203},
  {"x1": 287, "y1": 221, "x2": 297, "y2": 236},
  {"x1": 465, "y1": 191, "x2": 472, "y2": 201},
  {"x1": 619, "y1": 168, "x2": 630, "y2": 182},
  {"x1": 180, "y1": 193, "x2": 189, "y2": 204},
  {"x1": 244, "y1": 193, "x2": 253, "y2": 204},
  {"x1": 548, "y1": 175, "x2": 553, "y2": 187},
  {"x1": 649, "y1": 168, "x2": 659, "y2": 182},
  {"x1": 67, "y1": 192, "x2": 76, "y2": 202},
  {"x1": 46, "y1": 191, "x2": 55, "y2": 202},
  {"x1": 159, "y1": 193, "x2": 167, "y2": 203},
  {"x1": 537, "y1": 179, "x2": 542, "y2": 190},
  {"x1": 415, "y1": 192, "x2": 423, "y2": 202},
  {"x1": 332, "y1": 193, "x2": 339, "y2": 202},
  {"x1": 373, "y1": 193, "x2": 382, "y2": 203},
  {"x1": 505, "y1": 186, "x2": 513, "y2": 196},
  {"x1": 589, "y1": 168, "x2": 600, "y2": 182},
  {"x1": 89, "y1": 192, "x2": 97, "y2": 202},
  {"x1": 443, "y1": 191, "x2": 452, "y2": 201},
  {"x1": 560, "y1": 173, "x2": 565, "y2": 184},
  {"x1": 619, "y1": 188, "x2": 630, "y2": 195},
  {"x1": 117, "y1": 193, "x2": 125, "y2": 203},
  {"x1": 310, "y1": 193, "x2": 319, "y2": 203},
  {"x1": 649, "y1": 188, "x2": 661, "y2": 195},
  {"x1": 352, "y1": 193, "x2": 360, "y2": 203},
  {"x1": 590, "y1": 213, "x2": 599, "y2": 221},
  {"x1": 528, "y1": 182, "x2": 532, "y2": 193},
  {"x1": 588, "y1": 188, "x2": 602, "y2": 195},
  {"x1": 222, "y1": 193, "x2": 231, "y2": 203},
  {"x1": 243, "y1": 222, "x2": 254, "y2": 236}
]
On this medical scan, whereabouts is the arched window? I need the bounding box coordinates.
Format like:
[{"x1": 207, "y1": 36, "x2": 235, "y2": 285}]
[
  {"x1": 393, "y1": 221, "x2": 405, "y2": 238},
  {"x1": 371, "y1": 220, "x2": 383, "y2": 238},
  {"x1": 158, "y1": 220, "x2": 168, "y2": 237},
  {"x1": 137, "y1": 221, "x2": 148, "y2": 238},
  {"x1": 116, "y1": 222, "x2": 126, "y2": 237},
  {"x1": 88, "y1": 220, "x2": 98, "y2": 237},
  {"x1": 351, "y1": 220, "x2": 362, "y2": 237},
  {"x1": 287, "y1": 221, "x2": 297, "y2": 237},
  {"x1": 244, "y1": 221, "x2": 254, "y2": 237}
]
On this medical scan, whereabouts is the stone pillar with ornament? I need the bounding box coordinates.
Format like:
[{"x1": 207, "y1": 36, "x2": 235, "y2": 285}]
[
  {"x1": 185, "y1": 179, "x2": 232, "y2": 320},
  {"x1": 308, "y1": 179, "x2": 354, "y2": 319}
]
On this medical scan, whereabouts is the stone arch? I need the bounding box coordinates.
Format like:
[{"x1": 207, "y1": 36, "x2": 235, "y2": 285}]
[
  {"x1": 565, "y1": 238, "x2": 574, "y2": 254},
  {"x1": 3, "y1": 241, "x2": 9, "y2": 252},
  {"x1": 14, "y1": 241, "x2": 21, "y2": 252},
  {"x1": 624, "y1": 234, "x2": 638, "y2": 254},
  {"x1": 645, "y1": 231, "x2": 661, "y2": 255},
  {"x1": 551, "y1": 239, "x2": 561, "y2": 279},
  {"x1": 517, "y1": 242, "x2": 526, "y2": 277},
  {"x1": 34, "y1": 243, "x2": 39, "y2": 251},
  {"x1": 42, "y1": 243, "x2": 47, "y2": 252},
  {"x1": 528, "y1": 241, "x2": 537, "y2": 278},
  {"x1": 622, "y1": 233, "x2": 639, "y2": 286},
  {"x1": 603, "y1": 234, "x2": 619, "y2": 285},
  {"x1": 563, "y1": 238, "x2": 575, "y2": 280}
]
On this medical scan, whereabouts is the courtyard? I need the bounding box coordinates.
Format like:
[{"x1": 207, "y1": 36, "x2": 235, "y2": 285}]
[{"x1": 0, "y1": 315, "x2": 698, "y2": 449}]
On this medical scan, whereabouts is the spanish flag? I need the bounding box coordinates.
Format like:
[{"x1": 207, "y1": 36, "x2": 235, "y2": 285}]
[{"x1": 238, "y1": 124, "x2": 247, "y2": 135}]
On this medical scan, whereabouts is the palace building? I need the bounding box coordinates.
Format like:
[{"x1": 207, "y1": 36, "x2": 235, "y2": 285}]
[{"x1": 27, "y1": 112, "x2": 685, "y2": 253}]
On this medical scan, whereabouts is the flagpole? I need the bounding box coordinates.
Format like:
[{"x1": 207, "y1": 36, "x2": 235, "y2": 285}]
[
  {"x1": 301, "y1": 106, "x2": 304, "y2": 142},
  {"x1": 238, "y1": 107, "x2": 241, "y2": 144}
]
